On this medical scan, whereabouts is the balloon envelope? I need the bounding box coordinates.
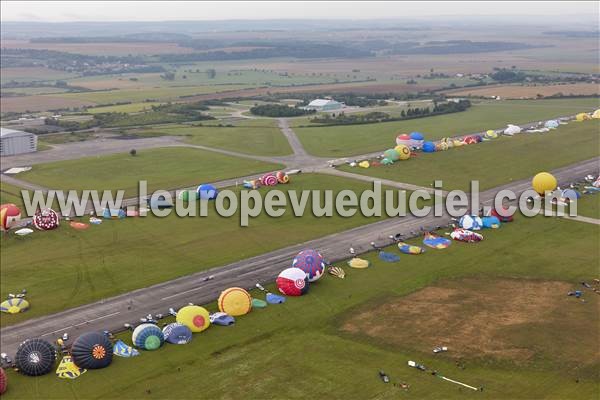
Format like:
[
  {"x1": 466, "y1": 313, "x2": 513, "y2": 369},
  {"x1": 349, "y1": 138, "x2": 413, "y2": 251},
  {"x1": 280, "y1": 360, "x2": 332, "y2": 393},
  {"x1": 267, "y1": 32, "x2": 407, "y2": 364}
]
[
  {"x1": 0, "y1": 203, "x2": 21, "y2": 230},
  {"x1": 132, "y1": 324, "x2": 164, "y2": 350},
  {"x1": 162, "y1": 323, "x2": 193, "y2": 344},
  {"x1": 218, "y1": 287, "x2": 253, "y2": 316},
  {"x1": 15, "y1": 338, "x2": 56, "y2": 376},
  {"x1": 0, "y1": 298, "x2": 29, "y2": 314},
  {"x1": 176, "y1": 305, "x2": 211, "y2": 332},
  {"x1": 292, "y1": 249, "x2": 326, "y2": 282},
  {"x1": 532, "y1": 172, "x2": 557, "y2": 195},
  {"x1": 71, "y1": 332, "x2": 113, "y2": 369},
  {"x1": 197, "y1": 184, "x2": 218, "y2": 200},
  {"x1": 0, "y1": 367, "x2": 6, "y2": 394},
  {"x1": 422, "y1": 141, "x2": 436, "y2": 152},
  {"x1": 276, "y1": 267, "x2": 309, "y2": 296}
]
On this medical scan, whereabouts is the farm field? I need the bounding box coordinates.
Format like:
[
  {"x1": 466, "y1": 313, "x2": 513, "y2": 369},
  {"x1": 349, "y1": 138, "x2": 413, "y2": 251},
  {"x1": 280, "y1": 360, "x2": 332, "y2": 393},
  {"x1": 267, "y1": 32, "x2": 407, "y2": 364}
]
[
  {"x1": 338, "y1": 120, "x2": 600, "y2": 192},
  {"x1": 86, "y1": 102, "x2": 165, "y2": 114},
  {"x1": 0, "y1": 95, "x2": 96, "y2": 113},
  {"x1": 444, "y1": 83, "x2": 600, "y2": 98},
  {"x1": 0, "y1": 174, "x2": 394, "y2": 326},
  {"x1": 0, "y1": 39, "x2": 196, "y2": 55},
  {"x1": 294, "y1": 98, "x2": 600, "y2": 157},
  {"x1": 135, "y1": 118, "x2": 292, "y2": 156},
  {"x1": 0, "y1": 67, "x2": 79, "y2": 84},
  {"x1": 3, "y1": 214, "x2": 598, "y2": 399},
  {"x1": 16, "y1": 147, "x2": 283, "y2": 197}
]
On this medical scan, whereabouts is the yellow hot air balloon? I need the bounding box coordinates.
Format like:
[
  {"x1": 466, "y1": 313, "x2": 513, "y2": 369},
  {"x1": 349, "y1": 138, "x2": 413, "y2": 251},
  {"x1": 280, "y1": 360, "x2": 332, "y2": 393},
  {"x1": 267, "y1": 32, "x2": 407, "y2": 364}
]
[
  {"x1": 0, "y1": 298, "x2": 29, "y2": 314},
  {"x1": 358, "y1": 161, "x2": 370, "y2": 168},
  {"x1": 592, "y1": 109, "x2": 600, "y2": 119},
  {"x1": 575, "y1": 112, "x2": 591, "y2": 121},
  {"x1": 218, "y1": 287, "x2": 252, "y2": 317},
  {"x1": 347, "y1": 257, "x2": 370, "y2": 269},
  {"x1": 532, "y1": 172, "x2": 557, "y2": 195},
  {"x1": 176, "y1": 305, "x2": 210, "y2": 332},
  {"x1": 394, "y1": 145, "x2": 411, "y2": 160}
]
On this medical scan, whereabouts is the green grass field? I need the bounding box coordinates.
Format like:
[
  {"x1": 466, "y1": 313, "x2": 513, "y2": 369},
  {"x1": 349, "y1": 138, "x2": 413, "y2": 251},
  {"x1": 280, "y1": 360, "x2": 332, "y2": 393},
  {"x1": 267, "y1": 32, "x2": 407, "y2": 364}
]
[
  {"x1": 0, "y1": 174, "x2": 395, "y2": 326},
  {"x1": 38, "y1": 131, "x2": 99, "y2": 145},
  {"x1": 3, "y1": 214, "x2": 598, "y2": 399},
  {"x1": 294, "y1": 98, "x2": 600, "y2": 157},
  {"x1": 338, "y1": 120, "x2": 600, "y2": 191},
  {"x1": 134, "y1": 119, "x2": 293, "y2": 156},
  {"x1": 0, "y1": 182, "x2": 29, "y2": 211},
  {"x1": 16, "y1": 147, "x2": 283, "y2": 196}
]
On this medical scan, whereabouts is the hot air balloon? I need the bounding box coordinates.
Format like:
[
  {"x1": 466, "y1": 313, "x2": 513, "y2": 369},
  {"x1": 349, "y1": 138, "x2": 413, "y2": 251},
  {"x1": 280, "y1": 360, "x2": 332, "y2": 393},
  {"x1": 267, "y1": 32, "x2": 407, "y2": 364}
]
[
  {"x1": 481, "y1": 216, "x2": 501, "y2": 229},
  {"x1": 15, "y1": 338, "x2": 56, "y2": 376},
  {"x1": 532, "y1": 172, "x2": 557, "y2": 195},
  {"x1": 71, "y1": 332, "x2": 113, "y2": 369},
  {"x1": 327, "y1": 266, "x2": 346, "y2": 279},
  {"x1": 113, "y1": 340, "x2": 139, "y2": 357},
  {"x1": 176, "y1": 305, "x2": 211, "y2": 333},
  {"x1": 260, "y1": 173, "x2": 278, "y2": 186},
  {"x1": 0, "y1": 203, "x2": 21, "y2": 231},
  {"x1": 423, "y1": 232, "x2": 451, "y2": 249},
  {"x1": 575, "y1": 112, "x2": 591, "y2": 121},
  {"x1": 484, "y1": 130, "x2": 498, "y2": 139},
  {"x1": 503, "y1": 124, "x2": 521, "y2": 136},
  {"x1": 358, "y1": 161, "x2": 370, "y2": 168},
  {"x1": 276, "y1": 267, "x2": 309, "y2": 296},
  {"x1": 592, "y1": 109, "x2": 600, "y2": 119},
  {"x1": 276, "y1": 171, "x2": 290, "y2": 184},
  {"x1": 396, "y1": 134, "x2": 412, "y2": 147},
  {"x1": 544, "y1": 120, "x2": 559, "y2": 129},
  {"x1": 55, "y1": 356, "x2": 86, "y2": 379},
  {"x1": 292, "y1": 249, "x2": 326, "y2": 282},
  {"x1": 486, "y1": 207, "x2": 514, "y2": 222},
  {"x1": 0, "y1": 367, "x2": 6, "y2": 394},
  {"x1": 132, "y1": 324, "x2": 164, "y2": 350},
  {"x1": 383, "y1": 149, "x2": 400, "y2": 161},
  {"x1": 347, "y1": 257, "x2": 370, "y2": 269},
  {"x1": 397, "y1": 242, "x2": 425, "y2": 255},
  {"x1": 458, "y1": 215, "x2": 483, "y2": 231},
  {"x1": 0, "y1": 298, "x2": 29, "y2": 314},
  {"x1": 422, "y1": 141, "x2": 436, "y2": 153},
  {"x1": 33, "y1": 208, "x2": 59, "y2": 230},
  {"x1": 450, "y1": 228, "x2": 483, "y2": 242},
  {"x1": 409, "y1": 132, "x2": 425, "y2": 149},
  {"x1": 197, "y1": 184, "x2": 218, "y2": 200},
  {"x1": 162, "y1": 323, "x2": 193, "y2": 344},
  {"x1": 394, "y1": 144, "x2": 411, "y2": 160},
  {"x1": 218, "y1": 287, "x2": 252, "y2": 316}
]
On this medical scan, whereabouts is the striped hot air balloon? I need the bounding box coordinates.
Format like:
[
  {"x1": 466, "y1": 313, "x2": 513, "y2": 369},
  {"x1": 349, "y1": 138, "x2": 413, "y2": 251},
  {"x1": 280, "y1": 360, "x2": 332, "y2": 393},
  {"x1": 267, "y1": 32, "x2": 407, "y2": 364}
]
[
  {"x1": 261, "y1": 173, "x2": 278, "y2": 186},
  {"x1": 71, "y1": 332, "x2": 113, "y2": 369},
  {"x1": 15, "y1": 338, "x2": 56, "y2": 376},
  {"x1": 132, "y1": 324, "x2": 164, "y2": 350},
  {"x1": 218, "y1": 287, "x2": 252, "y2": 316},
  {"x1": 327, "y1": 266, "x2": 345, "y2": 279},
  {"x1": 292, "y1": 249, "x2": 326, "y2": 282},
  {"x1": 276, "y1": 268, "x2": 309, "y2": 296},
  {"x1": 0, "y1": 298, "x2": 29, "y2": 314}
]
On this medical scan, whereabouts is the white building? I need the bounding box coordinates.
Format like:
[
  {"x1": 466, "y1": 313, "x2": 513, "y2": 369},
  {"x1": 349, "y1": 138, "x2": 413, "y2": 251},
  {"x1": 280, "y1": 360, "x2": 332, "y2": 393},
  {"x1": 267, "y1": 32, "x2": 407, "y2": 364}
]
[
  {"x1": 304, "y1": 99, "x2": 343, "y2": 111},
  {"x1": 0, "y1": 128, "x2": 38, "y2": 156}
]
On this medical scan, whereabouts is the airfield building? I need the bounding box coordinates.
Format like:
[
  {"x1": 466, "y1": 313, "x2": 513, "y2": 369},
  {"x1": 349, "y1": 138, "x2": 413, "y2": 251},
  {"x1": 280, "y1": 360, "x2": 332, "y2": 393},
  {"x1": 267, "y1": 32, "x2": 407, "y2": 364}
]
[
  {"x1": 304, "y1": 99, "x2": 343, "y2": 111},
  {"x1": 0, "y1": 128, "x2": 38, "y2": 156}
]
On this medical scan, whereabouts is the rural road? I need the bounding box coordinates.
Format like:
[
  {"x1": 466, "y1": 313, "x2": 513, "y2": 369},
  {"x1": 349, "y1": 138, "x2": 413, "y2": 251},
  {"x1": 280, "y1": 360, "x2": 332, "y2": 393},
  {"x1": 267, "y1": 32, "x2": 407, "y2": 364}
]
[{"x1": 1, "y1": 157, "x2": 598, "y2": 358}]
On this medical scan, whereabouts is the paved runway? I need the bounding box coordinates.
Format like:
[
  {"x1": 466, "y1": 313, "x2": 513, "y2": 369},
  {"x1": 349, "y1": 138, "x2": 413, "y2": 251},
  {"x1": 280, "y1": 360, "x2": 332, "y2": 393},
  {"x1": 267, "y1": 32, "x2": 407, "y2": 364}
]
[{"x1": 1, "y1": 157, "x2": 597, "y2": 357}]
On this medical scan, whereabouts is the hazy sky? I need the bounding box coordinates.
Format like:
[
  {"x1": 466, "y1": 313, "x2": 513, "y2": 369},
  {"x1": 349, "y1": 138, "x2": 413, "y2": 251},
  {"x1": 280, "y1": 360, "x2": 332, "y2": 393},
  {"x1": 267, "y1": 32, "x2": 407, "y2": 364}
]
[{"x1": 1, "y1": 1, "x2": 597, "y2": 22}]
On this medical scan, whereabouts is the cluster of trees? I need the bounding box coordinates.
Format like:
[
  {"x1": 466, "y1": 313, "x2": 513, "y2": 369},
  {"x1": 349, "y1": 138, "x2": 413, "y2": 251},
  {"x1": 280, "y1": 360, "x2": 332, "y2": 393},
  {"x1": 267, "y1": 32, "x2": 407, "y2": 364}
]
[
  {"x1": 388, "y1": 40, "x2": 543, "y2": 55},
  {"x1": 490, "y1": 69, "x2": 528, "y2": 83},
  {"x1": 308, "y1": 100, "x2": 471, "y2": 126},
  {"x1": 250, "y1": 104, "x2": 315, "y2": 117}
]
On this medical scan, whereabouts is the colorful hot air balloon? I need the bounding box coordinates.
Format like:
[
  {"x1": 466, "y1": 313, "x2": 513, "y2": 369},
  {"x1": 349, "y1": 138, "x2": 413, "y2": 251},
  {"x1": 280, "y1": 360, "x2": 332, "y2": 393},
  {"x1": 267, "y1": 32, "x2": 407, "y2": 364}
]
[
  {"x1": 458, "y1": 215, "x2": 483, "y2": 231},
  {"x1": 260, "y1": 173, "x2": 278, "y2": 186},
  {"x1": 276, "y1": 171, "x2": 290, "y2": 184},
  {"x1": 132, "y1": 324, "x2": 164, "y2": 350},
  {"x1": 113, "y1": 340, "x2": 139, "y2": 357},
  {"x1": 394, "y1": 144, "x2": 411, "y2": 160},
  {"x1": 486, "y1": 207, "x2": 514, "y2": 222},
  {"x1": 176, "y1": 305, "x2": 210, "y2": 333},
  {"x1": 397, "y1": 242, "x2": 425, "y2": 255},
  {"x1": 423, "y1": 232, "x2": 451, "y2": 249},
  {"x1": 0, "y1": 203, "x2": 21, "y2": 231},
  {"x1": 0, "y1": 298, "x2": 29, "y2": 314},
  {"x1": 197, "y1": 184, "x2": 218, "y2": 200},
  {"x1": 33, "y1": 208, "x2": 60, "y2": 230},
  {"x1": 532, "y1": 172, "x2": 557, "y2": 195},
  {"x1": 0, "y1": 367, "x2": 7, "y2": 395},
  {"x1": 396, "y1": 134, "x2": 412, "y2": 147},
  {"x1": 276, "y1": 267, "x2": 309, "y2": 296},
  {"x1": 15, "y1": 338, "x2": 56, "y2": 376},
  {"x1": 383, "y1": 149, "x2": 400, "y2": 161},
  {"x1": 71, "y1": 332, "x2": 113, "y2": 369},
  {"x1": 162, "y1": 323, "x2": 192, "y2": 344},
  {"x1": 218, "y1": 287, "x2": 252, "y2": 316},
  {"x1": 450, "y1": 228, "x2": 483, "y2": 243},
  {"x1": 292, "y1": 249, "x2": 326, "y2": 282},
  {"x1": 55, "y1": 356, "x2": 86, "y2": 379}
]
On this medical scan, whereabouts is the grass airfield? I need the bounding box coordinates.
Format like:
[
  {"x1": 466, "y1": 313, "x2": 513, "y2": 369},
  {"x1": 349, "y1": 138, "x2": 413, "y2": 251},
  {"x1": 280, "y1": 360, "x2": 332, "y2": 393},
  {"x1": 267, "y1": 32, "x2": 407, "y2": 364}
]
[
  {"x1": 294, "y1": 98, "x2": 599, "y2": 157},
  {"x1": 3, "y1": 214, "x2": 598, "y2": 399},
  {"x1": 338, "y1": 120, "x2": 600, "y2": 191}
]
